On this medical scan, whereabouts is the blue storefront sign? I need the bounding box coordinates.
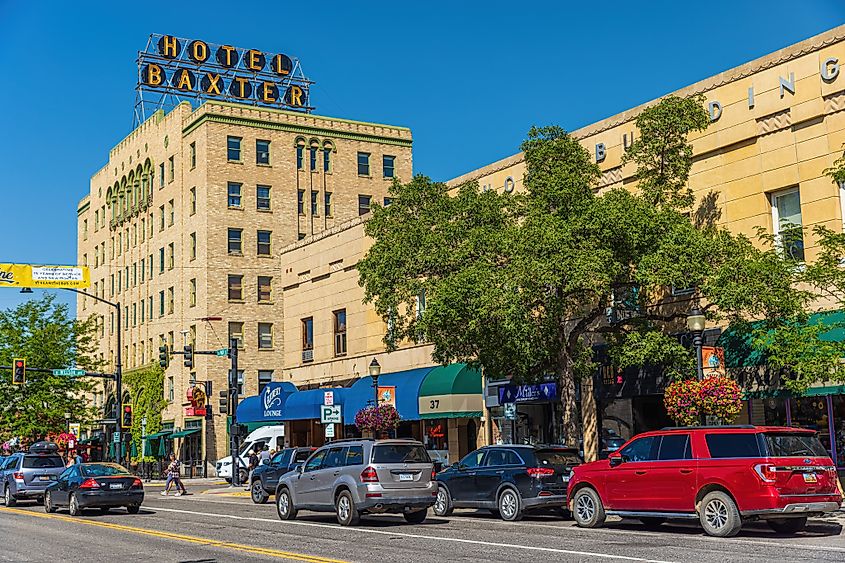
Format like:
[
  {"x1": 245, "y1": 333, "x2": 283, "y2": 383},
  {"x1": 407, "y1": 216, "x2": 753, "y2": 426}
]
[
  {"x1": 498, "y1": 382, "x2": 558, "y2": 404},
  {"x1": 236, "y1": 382, "x2": 297, "y2": 423}
]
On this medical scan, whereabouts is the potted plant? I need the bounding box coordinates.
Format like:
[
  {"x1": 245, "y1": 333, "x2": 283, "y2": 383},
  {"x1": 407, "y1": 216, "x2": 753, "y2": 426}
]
[
  {"x1": 664, "y1": 375, "x2": 742, "y2": 426},
  {"x1": 355, "y1": 404, "x2": 400, "y2": 435}
]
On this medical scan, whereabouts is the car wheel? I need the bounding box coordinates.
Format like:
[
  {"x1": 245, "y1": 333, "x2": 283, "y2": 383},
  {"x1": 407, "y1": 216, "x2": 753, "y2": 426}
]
[
  {"x1": 699, "y1": 491, "x2": 742, "y2": 537},
  {"x1": 276, "y1": 488, "x2": 297, "y2": 521},
  {"x1": 44, "y1": 491, "x2": 57, "y2": 513},
  {"x1": 237, "y1": 469, "x2": 248, "y2": 485},
  {"x1": 223, "y1": 478, "x2": 232, "y2": 484},
  {"x1": 403, "y1": 508, "x2": 427, "y2": 524},
  {"x1": 68, "y1": 493, "x2": 82, "y2": 517},
  {"x1": 335, "y1": 490, "x2": 360, "y2": 526},
  {"x1": 767, "y1": 517, "x2": 807, "y2": 535},
  {"x1": 4, "y1": 486, "x2": 16, "y2": 507},
  {"x1": 251, "y1": 480, "x2": 269, "y2": 504},
  {"x1": 572, "y1": 487, "x2": 606, "y2": 528},
  {"x1": 126, "y1": 504, "x2": 141, "y2": 514},
  {"x1": 497, "y1": 488, "x2": 523, "y2": 522},
  {"x1": 639, "y1": 517, "x2": 666, "y2": 529},
  {"x1": 433, "y1": 485, "x2": 453, "y2": 517}
]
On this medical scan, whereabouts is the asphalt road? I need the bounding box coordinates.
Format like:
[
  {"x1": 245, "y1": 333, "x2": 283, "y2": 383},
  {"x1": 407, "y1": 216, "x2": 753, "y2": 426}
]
[{"x1": 0, "y1": 483, "x2": 843, "y2": 563}]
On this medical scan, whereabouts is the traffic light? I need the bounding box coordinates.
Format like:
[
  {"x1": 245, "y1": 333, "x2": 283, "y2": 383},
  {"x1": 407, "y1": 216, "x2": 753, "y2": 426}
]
[
  {"x1": 158, "y1": 345, "x2": 169, "y2": 369},
  {"x1": 218, "y1": 389, "x2": 229, "y2": 415},
  {"x1": 122, "y1": 404, "x2": 132, "y2": 428},
  {"x1": 183, "y1": 344, "x2": 193, "y2": 369},
  {"x1": 12, "y1": 358, "x2": 25, "y2": 385},
  {"x1": 204, "y1": 381, "x2": 214, "y2": 420}
]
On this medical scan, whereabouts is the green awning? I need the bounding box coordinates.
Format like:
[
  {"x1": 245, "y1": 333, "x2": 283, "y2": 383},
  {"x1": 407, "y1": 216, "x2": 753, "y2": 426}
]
[
  {"x1": 145, "y1": 430, "x2": 173, "y2": 440},
  {"x1": 143, "y1": 440, "x2": 153, "y2": 457},
  {"x1": 169, "y1": 428, "x2": 200, "y2": 439},
  {"x1": 418, "y1": 364, "x2": 484, "y2": 419},
  {"x1": 157, "y1": 438, "x2": 166, "y2": 457},
  {"x1": 130, "y1": 442, "x2": 138, "y2": 458}
]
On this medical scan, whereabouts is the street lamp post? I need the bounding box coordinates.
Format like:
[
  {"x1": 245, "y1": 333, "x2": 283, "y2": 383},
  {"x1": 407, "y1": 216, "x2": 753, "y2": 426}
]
[
  {"x1": 64, "y1": 412, "x2": 71, "y2": 433},
  {"x1": 686, "y1": 307, "x2": 706, "y2": 426},
  {"x1": 369, "y1": 358, "x2": 381, "y2": 407}
]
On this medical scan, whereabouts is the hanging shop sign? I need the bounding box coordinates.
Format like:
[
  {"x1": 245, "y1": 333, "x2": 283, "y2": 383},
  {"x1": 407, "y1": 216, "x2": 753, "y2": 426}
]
[
  {"x1": 701, "y1": 346, "x2": 726, "y2": 378},
  {"x1": 185, "y1": 385, "x2": 207, "y2": 417},
  {"x1": 498, "y1": 382, "x2": 558, "y2": 404},
  {"x1": 0, "y1": 264, "x2": 90, "y2": 289},
  {"x1": 377, "y1": 386, "x2": 396, "y2": 408}
]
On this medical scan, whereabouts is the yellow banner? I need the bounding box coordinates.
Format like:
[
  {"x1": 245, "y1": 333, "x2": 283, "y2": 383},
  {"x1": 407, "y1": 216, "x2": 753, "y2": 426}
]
[{"x1": 0, "y1": 264, "x2": 90, "y2": 289}]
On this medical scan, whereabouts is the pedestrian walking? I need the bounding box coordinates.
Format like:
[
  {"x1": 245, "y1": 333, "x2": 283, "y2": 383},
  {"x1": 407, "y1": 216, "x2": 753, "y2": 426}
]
[
  {"x1": 161, "y1": 453, "x2": 187, "y2": 496},
  {"x1": 245, "y1": 449, "x2": 259, "y2": 490}
]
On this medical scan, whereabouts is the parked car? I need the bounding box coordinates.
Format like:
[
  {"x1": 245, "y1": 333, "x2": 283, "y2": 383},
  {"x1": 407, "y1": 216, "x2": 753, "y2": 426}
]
[
  {"x1": 275, "y1": 439, "x2": 437, "y2": 526},
  {"x1": 434, "y1": 445, "x2": 581, "y2": 521},
  {"x1": 0, "y1": 442, "x2": 65, "y2": 506},
  {"x1": 216, "y1": 425, "x2": 286, "y2": 483},
  {"x1": 250, "y1": 447, "x2": 315, "y2": 504},
  {"x1": 568, "y1": 425, "x2": 843, "y2": 537},
  {"x1": 44, "y1": 462, "x2": 144, "y2": 516}
]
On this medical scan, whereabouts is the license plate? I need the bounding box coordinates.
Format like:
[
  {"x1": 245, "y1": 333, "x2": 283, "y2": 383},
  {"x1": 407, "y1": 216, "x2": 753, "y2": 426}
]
[
  {"x1": 803, "y1": 473, "x2": 817, "y2": 483},
  {"x1": 398, "y1": 473, "x2": 413, "y2": 482},
  {"x1": 110, "y1": 483, "x2": 124, "y2": 490},
  {"x1": 561, "y1": 475, "x2": 570, "y2": 483},
  {"x1": 38, "y1": 476, "x2": 50, "y2": 481}
]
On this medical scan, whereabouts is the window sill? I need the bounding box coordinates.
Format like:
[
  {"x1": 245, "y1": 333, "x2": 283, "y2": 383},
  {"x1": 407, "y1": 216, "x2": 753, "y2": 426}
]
[
  {"x1": 358, "y1": 174, "x2": 372, "y2": 179},
  {"x1": 257, "y1": 208, "x2": 273, "y2": 213},
  {"x1": 257, "y1": 254, "x2": 273, "y2": 259},
  {"x1": 258, "y1": 301, "x2": 274, "y2": 305},
  {"x1": 228, "y1": 206, "x2": 244, "y2": 211},
  {"x1": 258, "y1": 347, "x2": 275, "y2": 352},
  {"x1": 228, "y1": 299, "x2": 246, "y2": 304},
  {"x1": 228, "y1": 252, "x2": 244, "y2": 257},
  {"x1": 383, "y1": 176, "x2": 395, "y2": 180},
  {"x1": 256, "y1": 163, "x2": 272, "y2": 168},
  {"x1": 228, "y1": 160, "x2": 244, "y2": 165}
]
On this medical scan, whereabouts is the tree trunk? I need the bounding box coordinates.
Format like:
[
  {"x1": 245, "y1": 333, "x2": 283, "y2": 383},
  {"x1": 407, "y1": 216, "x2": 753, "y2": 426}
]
[
  {"x1": 557, "y1": 352, "x2": 579, "y2": 447},
  {"x1": 581, "y1": 375, "x2": 598, "y2": 462}
]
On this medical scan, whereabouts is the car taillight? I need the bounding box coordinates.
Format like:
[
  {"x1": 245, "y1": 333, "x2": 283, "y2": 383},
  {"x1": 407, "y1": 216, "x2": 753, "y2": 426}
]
[
  {"x1": 12, "y1": 472, "x2": 23, "y2": 481},
  {"x1": 753, "y1": 463, "x2": 777, "y2": 483},
  {"x1": 79, "y1": 478, "x2": 101, "y2": 489},
  {"x1": 360, "y1": 466, "x2": 379, "y2": 483},
  {"x1": 527, "y1": 467, "x2": 555, "y2": 478},
  {"x1": 431, "y1": 469, "x2": 437, "y2": 480},
  {"x1": 131, "y1": 478, "x2": 143, "y2": 488}
]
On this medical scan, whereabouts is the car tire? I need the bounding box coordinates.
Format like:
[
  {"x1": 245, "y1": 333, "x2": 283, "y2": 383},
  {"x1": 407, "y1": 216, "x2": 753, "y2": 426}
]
[
  {"x1": 223, "y1": 477, "x2": 232, "y2": 484},
  {"x1": 497, "y1": 488, "x2": 523, "y2": 522},
  {"x1": 403, "y1": 508, "x2": 427, "y2": 524},
  {"x1": 68, "y1": 493, "x2": 82, "y2": 517},
  {"x1": 433, "y1": 485, "x2": 453, "y2": 517},
  {"x1": 767, "y1": 517, "x2": 807, "y2": 535},
  {"x1": 699, "y1": 491, "x2": 742, "y2": 537},
  {"x1": 572, "y1": 487, "x2": 606, "y2": 528},
  {"x1": 4, "y1": 486, "x2": 16, "y2": 507},
  {"x1": 639, "y1": 517, "x2": 666, "y2": 529},
  {"x1": 238, "y1": 469, "x2": 248, "y2": 485},
  {"x1": 44, "y1": 491, "x2": 57, "y2": 513},
  {"x1": 276, "y1": 488, "x2": 297, "y2": 521},
  {"x1": 335, "y1": 490, "x2": 360, "y2": 526},
  {"x1": 251, "y1": 480, "x2": 269, "y2": 504},
  {"x1": 127, "y1": 504, "x2": 141, "y2": 514}
]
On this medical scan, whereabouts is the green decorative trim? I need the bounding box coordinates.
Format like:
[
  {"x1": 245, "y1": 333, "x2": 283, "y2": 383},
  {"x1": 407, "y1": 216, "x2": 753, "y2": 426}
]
[
  {"x1": 202, "y1": 100, "x2": 411, "y2": 131},
  {"x1": 182, "y1": 113, "x2": 413, "y2": 148},
  {"x1": 77, "y1": 201, "x2": 91, "y2": 215}
]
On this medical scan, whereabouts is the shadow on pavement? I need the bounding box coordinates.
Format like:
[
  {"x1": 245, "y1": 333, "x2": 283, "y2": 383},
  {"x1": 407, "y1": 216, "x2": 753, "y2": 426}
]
[{"x1": 604, "y1": 518, "x2": 844, "y2": 539}]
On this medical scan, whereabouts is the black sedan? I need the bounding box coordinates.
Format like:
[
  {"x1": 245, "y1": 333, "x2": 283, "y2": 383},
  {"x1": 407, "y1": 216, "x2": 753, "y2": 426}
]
[
  {"x1": 44, "y1": 463, "x2": 144, "y2": 516},
  {"x1": 434, "y1": 445, "x2": 581, "y2": 521},
  {"x1": 250, "y1": 447, "x2": 315, "y2": 504}
]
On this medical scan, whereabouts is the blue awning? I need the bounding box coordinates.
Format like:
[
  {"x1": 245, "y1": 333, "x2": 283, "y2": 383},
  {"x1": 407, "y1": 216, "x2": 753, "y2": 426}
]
[
  {"x1": 343, "y1": 367, "x2": 435, "y2": 424},
  {"x1": 236, "y1": 382, "x2": 297, "y2": 423},
  {"x1": 283, "y1": 387, "x2": 348, "y2": 421}
]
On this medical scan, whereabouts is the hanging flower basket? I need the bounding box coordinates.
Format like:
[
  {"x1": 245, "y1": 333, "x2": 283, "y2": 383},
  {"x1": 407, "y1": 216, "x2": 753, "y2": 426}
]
[
  {"x1": 664, "y1": 376, "x2": 742, "y2": 426},
  {"x1": 355, "y1": 404, "x2": 400, "y2": 433},
  {"x1": 54, "y1": 432, "x2": 78, "y2": 451}
]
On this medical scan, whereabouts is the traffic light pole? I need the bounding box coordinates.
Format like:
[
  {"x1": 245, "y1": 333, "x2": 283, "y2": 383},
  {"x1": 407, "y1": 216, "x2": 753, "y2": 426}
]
[{"x1": 229, "y1": 338, "x2": 240, "y2": 487}]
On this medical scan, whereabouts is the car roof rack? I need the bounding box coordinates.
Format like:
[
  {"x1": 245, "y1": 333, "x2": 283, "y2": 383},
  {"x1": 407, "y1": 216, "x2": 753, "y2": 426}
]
[{"x1": 659, "y1": 425, "x2": 756, "y2": 431}]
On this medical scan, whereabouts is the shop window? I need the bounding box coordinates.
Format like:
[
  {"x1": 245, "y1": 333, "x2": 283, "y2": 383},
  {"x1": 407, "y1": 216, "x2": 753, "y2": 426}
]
[
  {"x1": 770, "y1": 187, "x2": 804, "y2": 261},
  {"x1": 256, "y1": 139, "x2": 270, "y2": 165},
  {"x1": 333, "y1": 309, "x2": 347, "y2": 357},
  {"x1": 383, "y1": 155, "x2": 395, "y2": 178},
  {"x1": 228, "y1": 275, "x2": 243, "y2": 301},
  {"x1": 227, "y1": 136, "x2": 241, "y2": 161}
]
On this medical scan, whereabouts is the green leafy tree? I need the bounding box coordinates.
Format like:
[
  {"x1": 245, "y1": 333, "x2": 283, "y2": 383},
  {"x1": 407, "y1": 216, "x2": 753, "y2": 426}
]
[{"x1": 0, "y1": 294, "x2": 102, "y2": 442}]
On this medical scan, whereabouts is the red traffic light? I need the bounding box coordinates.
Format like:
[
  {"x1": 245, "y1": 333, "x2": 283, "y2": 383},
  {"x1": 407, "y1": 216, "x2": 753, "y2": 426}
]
[
  {"x1": 124, "y1": 405, "x2": 131, "y2": 413},
  {"x1": 14, "y1": 360, "x2": 23, "y2": 368}
]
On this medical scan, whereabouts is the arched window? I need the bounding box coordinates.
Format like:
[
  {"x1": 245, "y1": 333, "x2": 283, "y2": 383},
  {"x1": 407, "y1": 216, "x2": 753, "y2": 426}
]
[{"x1": 322, "y1": 140, "x2": 335, "y2": 173}]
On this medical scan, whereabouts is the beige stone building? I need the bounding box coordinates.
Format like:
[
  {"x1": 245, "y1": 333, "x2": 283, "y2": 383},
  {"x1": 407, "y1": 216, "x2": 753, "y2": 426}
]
[{"x1": 76, "y1": 100, "x2": 412, "y2": 470}]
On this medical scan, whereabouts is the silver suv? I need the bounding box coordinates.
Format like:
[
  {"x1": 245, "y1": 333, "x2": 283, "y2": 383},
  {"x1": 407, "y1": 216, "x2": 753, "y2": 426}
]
[
  {"x1": 275, "y1": 439, "x2": 436, "y2": 526},
  {"x1": 0, "y1": 449, "x2": 65, "y2": 505}
]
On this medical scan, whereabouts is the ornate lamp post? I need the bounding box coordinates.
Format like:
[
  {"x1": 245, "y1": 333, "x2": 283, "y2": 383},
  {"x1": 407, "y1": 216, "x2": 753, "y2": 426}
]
[
  {"x1": 369, "y1": 358, "x2": 381, "y2": 407},
  {"x1": 686, "y1": 307, "x2": 706, "y2": 381}
]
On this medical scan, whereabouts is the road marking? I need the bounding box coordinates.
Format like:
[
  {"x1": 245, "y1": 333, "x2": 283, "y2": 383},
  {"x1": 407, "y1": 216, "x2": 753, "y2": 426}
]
[
  {"x1": 0, "y1": 506, "x2": 347, "y2": 563},
  {"x1": 150, "y1": 506, "x2": 677, "y2": 563}
]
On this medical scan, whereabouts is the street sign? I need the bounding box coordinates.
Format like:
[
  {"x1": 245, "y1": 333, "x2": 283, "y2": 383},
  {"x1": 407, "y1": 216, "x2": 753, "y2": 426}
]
[
  {"x1": 325, "y1": 424, "x2": 335, "y2": 439},
  {"x1": 320, "y1": 405, "x2": 342, "y2": 424},
  {"x1": 323, "y1": 391, "x2": 334, "y2": 406},
  {"x1": 52, "y1": 369, "x2": 86, "y2": 377},
  {"x1": 113, "y1": 432, "x2": 121, "y2": 443},
  {"x1": 215, "y1": 348, "x2": 229, "y2": 357}
]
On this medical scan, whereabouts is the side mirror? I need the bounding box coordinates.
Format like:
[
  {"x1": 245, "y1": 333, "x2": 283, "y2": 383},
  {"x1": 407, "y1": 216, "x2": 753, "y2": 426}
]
[
  {"x1": 450, "y1": 462, "x2": 460, "y2": 470},
  {"x1": 296, "y1": 464, "x2": 304, "y2": 474},
  {"x1": 608, "y1": 454, "x2": 624, "y2": 467}
]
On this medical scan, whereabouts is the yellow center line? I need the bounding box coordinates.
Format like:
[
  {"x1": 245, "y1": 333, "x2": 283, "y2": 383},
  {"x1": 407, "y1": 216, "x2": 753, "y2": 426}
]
[{"x1": 0, "y1": 506, "x2": 348, "y2": 563}]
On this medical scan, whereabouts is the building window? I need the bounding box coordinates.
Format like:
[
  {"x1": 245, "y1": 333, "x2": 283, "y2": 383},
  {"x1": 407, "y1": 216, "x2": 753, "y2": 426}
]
[
  {"x1": 189, "y1": 278, "x2": 196, "y2": 307},
  {"x1": 301, "y1": 317, "x2": 314, "y2": 361},
  {"x1": 189, "y1": 142, "x2": 196, "y2": 169},
  {"x1": 383, "y1": 197, "x2": 393, "y2": 207},
  {"x1": 309, "y1": 146, "x2": 317, "y2": 170},
  {"x1": 159, "y1": 290, "x2": 165, "y2": 317},
  {"x1": 256, "y1": 139, "x2": 270, "y2": 165},
  {"x1": 325, "y1": 192, "x2": 332, "y2": 216},
  {"x1": 148, "y1": 254, "x2": 153, "y2": 278},
  {"x1": 257, "y1": 185, "x2": 271, "y2": 211},
  {"x1": 189, "y1": 232, "x2": 197, "y2": 260},
  {"x1": 168, "y1": 156, "x2": 174, "y2": 183},
  {"x1": 167, "y1": 242, "x2": 174, "y2": 270},
  {"x1": 258, "y1": 370, "x2": 273, "y2": 394},
  {"x1": 311, "y1": 191, "x2": 318, "y2": 216},
  {"x1": 132, "y1": 263, "x2": 137, "y2": 286},
  {"x1": 771, "y1": 187, "x2": 804, "y2": 262},
  {"x1": 258, "y1": 276, "x2": 272, "y2": 303},
  {"x1": 298, "y1": 232, "x2": 306, "y2": 240},
  {"x1": 159, "y1": 205, "x2": 165, "y2": 231},
  {"x1": 140, "y1": 218, "x2": 145, "y2": 241},
  {"x1": 357, "y1": 152, "x2": 370, "y2": 176},
  {"x1": 227, "y1": 136, "x2": 241, "y2": 161},
  {"x1": 323, "y1": 147, "x2": 331, "y2": 172},
  {"x1": 229, "y1": 322, "x2": 244, "y2": 349},
  {"x1": 158, "y1": 247, "x2": 165, "y2": 273},
  {"x1": 333, "y1": 309, "x2": 347, "y2": 357},
  {"x1": 168, "y1": 199, "x2": 174, "y2": 226},
  {"x1": 167, "y1": 286, "x2": 174, "y2": 315},
  {"x1": 132, "y1": 303, "x2": 137, "y2": 327},
  {"x1": 148, "y1": 296, "x2": 153, "y2": 319},
  {"x1": 257, "y1": 230, "x2": 271, "y2": 256},
  {"x1": 383, "y1": 155, "x2": 395, "y2": 178},
  {"x1": 296, "y1": 144, "x2": 304, "y2": 170},
  {"x1": 228, "y1": 228, "x2": 243, "y2": 255},
  {"x1": 139, "y1": 258, "x2": 145, "y2": 283},
  {"x1": 228, "y1": 274, "x2": 243, "y2": 301},
  {"x1": 358, "y1": 195, "x2": 372, "y2": 216},
  {"x1": 297, "y1": 189, "x2": 305, "y2": 215},
  {"x1": 168, "y1": 376, "x2": 174, "y2": 402},
  {"x1": 140, "y1": 299, "x2": 145, "y2": 324},
  {"x1": 189, "y1": 187, "x2": 196, "y2": 215},
  {"x1": 159, "y1": 163, "x2": 165, "y2": 189},
  {"x1": 82, "y1": 219, "x2": 88, "y2": 240},
  {"x1": 258, "y1": 322, "x2": 273, "y2": 349},
  {"x1": 227, "y1": 182, "x2": 242, "y2": 208}
]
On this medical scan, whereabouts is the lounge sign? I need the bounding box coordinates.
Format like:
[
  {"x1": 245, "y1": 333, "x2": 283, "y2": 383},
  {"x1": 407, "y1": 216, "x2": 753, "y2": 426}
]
[
  {"x1": 0, "y1": 264, "x2": 90, "y2": 289},
  {"x1": 138, "y1": 34, "x2": 312, "y2": 111}
]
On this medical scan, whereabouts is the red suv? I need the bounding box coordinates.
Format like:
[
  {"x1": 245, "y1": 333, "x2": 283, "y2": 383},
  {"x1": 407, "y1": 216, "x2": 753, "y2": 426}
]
[{"x1": 568, "y1": 425, "x2": 842, "y2": 537}]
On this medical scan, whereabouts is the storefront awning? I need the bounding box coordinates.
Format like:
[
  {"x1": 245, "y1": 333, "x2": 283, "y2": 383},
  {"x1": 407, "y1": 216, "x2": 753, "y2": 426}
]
[
  {"x1": 343, "y1": 367, "x2": 435, "y2": 424},
  {"x1": 169, "y1": 429, "x2": 200, "y2": 439},
  {"x1": 236, "y1": 382, "x2": 298, "y2": 423},
  {"x1": 418, "y1": 363, "x2": 483, "y2": 419},
  {"x1": 282, "y1": 387, "x2": 347, "y2": 420},
  {"x1": 145, "y1": 430, "x2": 173, "y2": 440}
]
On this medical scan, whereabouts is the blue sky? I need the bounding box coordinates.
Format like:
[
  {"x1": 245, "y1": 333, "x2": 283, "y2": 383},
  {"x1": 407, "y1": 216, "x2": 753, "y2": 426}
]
[{"x1": 1, "y1": 0, "x2": 843, "y2": 311}]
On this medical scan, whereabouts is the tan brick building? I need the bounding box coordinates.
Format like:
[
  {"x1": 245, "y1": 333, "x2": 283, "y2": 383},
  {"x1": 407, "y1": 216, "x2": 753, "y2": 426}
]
[{"x1": 76, "y1": 100, "x2": 412, "y2": 470}]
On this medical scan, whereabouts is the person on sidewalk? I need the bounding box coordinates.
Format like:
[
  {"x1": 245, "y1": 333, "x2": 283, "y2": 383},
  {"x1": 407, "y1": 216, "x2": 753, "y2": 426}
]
[
  {"x1": 259, "y1": 445, "x2": 271, "y2": 465},
  {"x1": 161, "y1": 453, "x2": 187, "y2": 496},
  {"x1": 244, "y1": 448, "x2": 259, "y2": 490}
]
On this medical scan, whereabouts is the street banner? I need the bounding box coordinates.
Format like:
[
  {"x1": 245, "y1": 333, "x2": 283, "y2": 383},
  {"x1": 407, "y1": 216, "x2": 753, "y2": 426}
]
[
  {"x1": 701, "y1": 346, "x2": 726, "y2": 378},
  {"x1": 0, "y1": 264, "x2": 90, "y2": 289}
]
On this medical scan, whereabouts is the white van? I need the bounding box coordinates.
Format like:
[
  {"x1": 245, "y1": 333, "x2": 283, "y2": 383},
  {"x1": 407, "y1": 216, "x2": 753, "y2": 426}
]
[{"x1": 215, "y1": 425, "x2": 285, "y2": 482}]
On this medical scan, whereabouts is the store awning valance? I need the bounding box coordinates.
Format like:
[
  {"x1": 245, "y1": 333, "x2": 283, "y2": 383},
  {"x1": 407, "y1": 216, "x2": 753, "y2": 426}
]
[
  {"x1": 343, "y1": 367, "x2": 435, "y2": 424},
  {"x1": 418, "y1": 363, "x2": 483, "y2": 419},
  {"x1": 145, "y1": 430, "x2": 173, "y2": 440},
  {"x1": 282, "y1": 387, "x2": 347, "y2": 421},
  {"x1": 236, "y1": 382, "x2": 297, "y2": 423},
  {"x1": 170, "y1": 429, "x2": 200, "y2": 439}
]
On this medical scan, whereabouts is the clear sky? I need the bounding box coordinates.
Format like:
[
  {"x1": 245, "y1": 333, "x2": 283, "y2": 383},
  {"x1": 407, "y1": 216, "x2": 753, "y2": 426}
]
[{"x1": 1, "y1": 0, "x2": 843, "y2": 311}]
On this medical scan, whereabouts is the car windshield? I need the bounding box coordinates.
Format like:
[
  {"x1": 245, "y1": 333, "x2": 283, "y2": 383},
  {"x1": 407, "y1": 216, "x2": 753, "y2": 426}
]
[
  {"x1": 22, "y1": 455, "x2": 63, "y2": 468},
  {"x1": 536, "y1": 449, "x2": 581, "y2": 466},
  {"x1": 372, "y1": 444, "x2": 430, "y2": 464},
  {"x1": 81, "y1": 464, "x2": 130, "y2": 477},
  {"x1": 764, "y1": 433, "x2": 829, "y2": 457}
]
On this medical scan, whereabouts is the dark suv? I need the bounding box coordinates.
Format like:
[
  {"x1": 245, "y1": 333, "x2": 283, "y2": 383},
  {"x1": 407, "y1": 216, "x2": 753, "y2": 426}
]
[
  {"x1": 250, "y1": 447, "x2": 315, "y2": 504},
  {"x1": 434, "y1": 445, "x2": 581, "y2": 521},
  {"x1": 0, "y1": 446, "x2": 65, "y2": 505},
  {"x1": 568, "y1": 425, "x2": 842, "y2": 537}
]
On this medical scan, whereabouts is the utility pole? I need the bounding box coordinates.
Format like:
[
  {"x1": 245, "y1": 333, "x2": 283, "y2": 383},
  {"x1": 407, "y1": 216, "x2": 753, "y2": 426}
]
[{"x1": 229, "y1": 338, "x2": 240, "y2": 487}]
